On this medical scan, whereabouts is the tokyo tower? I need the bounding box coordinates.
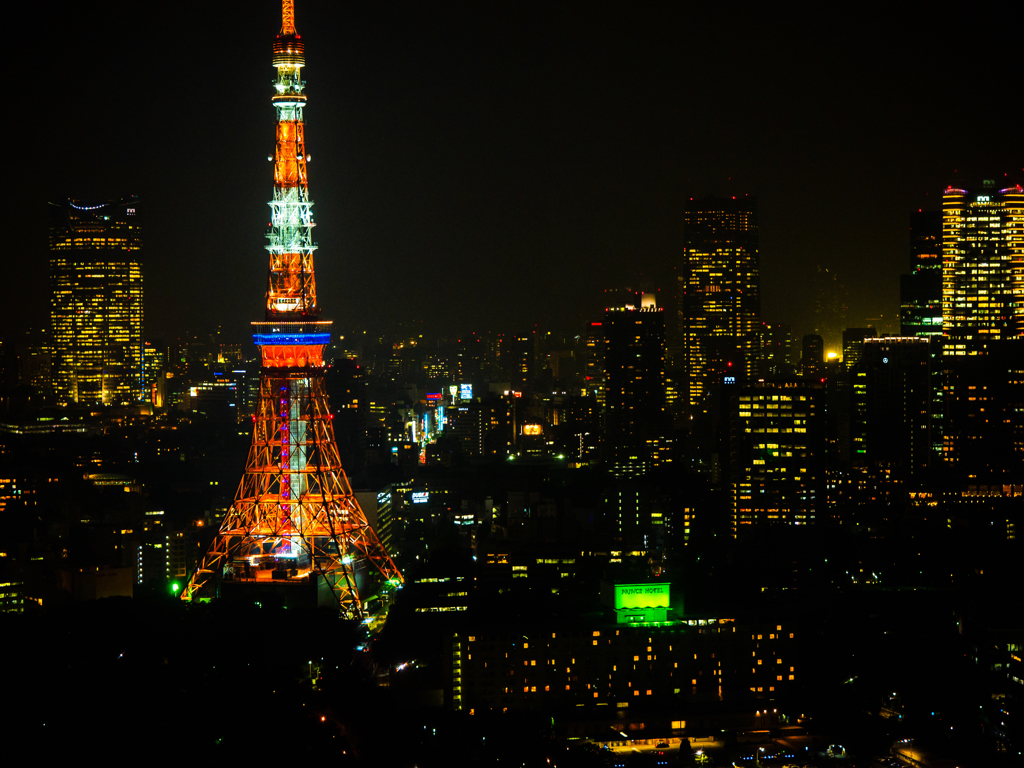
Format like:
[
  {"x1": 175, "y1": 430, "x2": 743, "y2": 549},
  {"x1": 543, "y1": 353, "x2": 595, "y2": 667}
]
[{"x1": 182, "y1": 0, "x2": 402, "y2": 615}]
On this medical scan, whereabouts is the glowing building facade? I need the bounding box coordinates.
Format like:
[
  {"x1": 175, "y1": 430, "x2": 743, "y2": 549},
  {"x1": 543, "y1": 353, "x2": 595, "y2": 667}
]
[
  {"x1": 942, "y1": 182, "x2": 1024, "y2": 356},
  {"x1": 679, "y1": 196, "x2": 760, "y2": 411},
  {"x1": 184, "y1": 0, "x2": 401, "y2": 615},
  {"x1": 48, "y1": 197, "x2": 143, "y2": 406}
]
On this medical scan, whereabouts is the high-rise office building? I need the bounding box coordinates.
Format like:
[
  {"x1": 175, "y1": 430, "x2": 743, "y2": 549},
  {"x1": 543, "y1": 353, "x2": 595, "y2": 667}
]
[
  {"x1": 679, "y1": 196, "x2": 760, "y2": 410},
  {"x1": 942, "y1": 181, "x2": 1024, "y2": 356},
  {"x1": 48, "y1": 197, "x2": 144, "y2": 405},
  {"x1": 727, "y1": 379, "x2": 824, "y2": 535},
  {"x1": 900, "y1": 211, "x2": 943, "y2": 337},
  {"x1": 603, "y1": 298, "x2": 671, "y2": 477}
]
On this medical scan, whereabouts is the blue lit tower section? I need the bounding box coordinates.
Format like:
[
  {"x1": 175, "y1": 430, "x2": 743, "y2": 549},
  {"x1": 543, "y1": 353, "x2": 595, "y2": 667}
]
[{"x1": 183, "y1": 1, "x2": 402, "y2": 615}]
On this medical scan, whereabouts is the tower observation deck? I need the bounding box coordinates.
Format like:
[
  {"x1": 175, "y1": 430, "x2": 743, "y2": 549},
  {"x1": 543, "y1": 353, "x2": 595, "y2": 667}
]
[{"x1": 182, "y1": 0, "x2": 402, "y2": 615}]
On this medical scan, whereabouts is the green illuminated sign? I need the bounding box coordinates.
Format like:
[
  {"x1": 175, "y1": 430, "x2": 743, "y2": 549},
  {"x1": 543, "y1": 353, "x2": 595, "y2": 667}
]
[{"x1": 613, "y1": 583, "x2": 670, "y2": 611}]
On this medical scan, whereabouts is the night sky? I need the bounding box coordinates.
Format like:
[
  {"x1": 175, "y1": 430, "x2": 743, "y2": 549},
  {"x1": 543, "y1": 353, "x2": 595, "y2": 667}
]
[{"x1": 8, "y1": 1, "x2": 1022, "y2": 345}]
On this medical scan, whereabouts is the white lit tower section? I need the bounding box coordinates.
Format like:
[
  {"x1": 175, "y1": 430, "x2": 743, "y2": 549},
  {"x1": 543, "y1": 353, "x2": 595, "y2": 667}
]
[{"x1": 267, "y1": 4, "x2": 316, "y2": 317}]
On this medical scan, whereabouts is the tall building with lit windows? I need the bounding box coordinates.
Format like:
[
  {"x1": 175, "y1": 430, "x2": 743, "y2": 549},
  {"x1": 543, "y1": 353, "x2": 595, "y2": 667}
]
[
  {"x1": 48, "y1": 197, "x2": 144, "y2": 405},
  {"x1": 679, "y1": 196, "x2": 760, "y2": 411},
  {"x1": 727, "y1": 380, "x2": 824, "y2": 536},
  {"x1": 941, "y1": 181, "x2": 1024, "y2": 356}
]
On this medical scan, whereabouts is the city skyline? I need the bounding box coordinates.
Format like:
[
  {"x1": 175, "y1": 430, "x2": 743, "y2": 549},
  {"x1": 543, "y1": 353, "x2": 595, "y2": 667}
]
[
  {"x1": 5, "y1": 2, "x2": 1024, "y2": 763},
  {"x1": 6, "y1": 1, "x2": 1022, "y2": 344}
]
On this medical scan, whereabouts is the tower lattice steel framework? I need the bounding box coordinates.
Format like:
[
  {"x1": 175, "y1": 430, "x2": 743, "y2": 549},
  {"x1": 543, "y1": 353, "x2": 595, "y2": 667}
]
[{"x1": 183, "y1": 0, "x2": 402, "y2": 615}]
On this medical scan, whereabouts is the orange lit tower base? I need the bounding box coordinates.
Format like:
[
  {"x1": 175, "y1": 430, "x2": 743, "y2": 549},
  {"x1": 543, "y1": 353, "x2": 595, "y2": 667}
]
[
  {"x1": 182, "y1": 0, "x2": 401, "y2": 616},
  {"x1": 183, "y1": 321, "x2": 402, "y2": 615}
]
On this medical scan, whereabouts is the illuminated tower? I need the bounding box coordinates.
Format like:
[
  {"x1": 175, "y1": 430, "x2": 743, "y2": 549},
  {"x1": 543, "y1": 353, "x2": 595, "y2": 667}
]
[
  {"x1": 183, "y1": 0, "x2": 402, "y2": 615},
  {"x1": 679, "y1": 196, "x2": 760, "y2": 411},
  {"x1": 942, "y1": 181, "x2": 1024, "y2": 356},
  {"x1": 48, "y1": 197, "x2": 143, "y2": 406}
]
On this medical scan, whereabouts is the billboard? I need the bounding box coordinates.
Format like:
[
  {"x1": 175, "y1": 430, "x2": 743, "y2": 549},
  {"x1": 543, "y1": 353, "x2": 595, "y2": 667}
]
[{"x1": 613, "y1": 582, "x2": 670, "y2": 611}]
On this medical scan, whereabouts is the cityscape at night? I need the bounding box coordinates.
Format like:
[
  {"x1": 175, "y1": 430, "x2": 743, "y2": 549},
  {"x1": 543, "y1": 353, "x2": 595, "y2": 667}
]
[{"x1": 2, "y1": 1, "x2": 1023, "y2": 765}]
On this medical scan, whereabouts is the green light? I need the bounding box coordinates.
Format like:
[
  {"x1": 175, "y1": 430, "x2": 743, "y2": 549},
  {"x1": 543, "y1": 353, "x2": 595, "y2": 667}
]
[
  {"x1": 171, "y1": 582, "x2": 180, "y2": 594},
  {"x1": 613, "y1": 582, "x2": 670, "y2": 611},
  {"x1": 611, "y1": 582, "x2": 670, "y2": 625}
]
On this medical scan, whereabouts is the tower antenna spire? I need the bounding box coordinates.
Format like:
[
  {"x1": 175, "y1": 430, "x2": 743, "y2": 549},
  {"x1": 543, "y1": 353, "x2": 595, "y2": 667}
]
[{"x1": 281, "y1": 0, "x2": 296, "y2": 36}]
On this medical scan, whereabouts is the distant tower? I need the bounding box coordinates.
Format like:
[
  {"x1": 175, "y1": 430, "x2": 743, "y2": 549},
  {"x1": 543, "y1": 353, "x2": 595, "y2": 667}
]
[
  {"x1": 841, "y1": 327, "x2": 876, "y2": 370},
  {"x1": 183, "y1": 0, "x2": 402, "y2": 614},
  {"x1": 679, "y1": 196, "x2": 760, "y2": 411},
  {"x1": 48, "y1": 197, "x2": 143, "y2": 405},
  {"x1": 942, "y1": 181, "x2": 1024, "y2": 356},
  {"x1": 900, "y1": 210, "x2": 943, "y2": 337},
  {"x1": 800, "y1": 334, "x2": 824, "y2": 379}
]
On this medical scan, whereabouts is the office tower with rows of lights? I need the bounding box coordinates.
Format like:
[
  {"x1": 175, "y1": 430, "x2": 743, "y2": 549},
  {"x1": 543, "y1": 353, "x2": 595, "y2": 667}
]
[
  {"x1": 942, "y1": 181, "x2": 1024, "y2": 356},
  {"x1": 679, "y1": 196, "x2": 761, "y2": 411},
  {"x1": 603, "y1": 296, "x2": 671, "y2": 477},
  {"x1": 48, "y1": 197, "x2": 144, "y2": 406},
  {"x1": 727, "y1": 380, "x2": 825, "y2": 535}
]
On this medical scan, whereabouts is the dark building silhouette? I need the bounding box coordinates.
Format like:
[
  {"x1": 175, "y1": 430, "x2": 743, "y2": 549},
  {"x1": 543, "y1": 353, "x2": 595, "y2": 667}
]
[
  {"x1": 841, "y1": 327, "x2": 876, "y2": 370},
  {"x1": 900, "y1": 210, "x2": 943, "y2": 337},
  {"x1": 800, "y1": 334, "x2": 824, "y2": 379},
  {"x1": 756, "y1": 322, "x2": 793, "y2": 378},
  {"x1": 942, "y1": 340, "x2": 1024, "y2": 481},
  {"x1": 324, "y1": 354, "x2": 367, "y2": 479},
  {"x1": 852, "y1": 337, "x2": 933, "y2": 479},
  {"x1": 603, "y1": 301, "x2": 671, "y2": 477}
]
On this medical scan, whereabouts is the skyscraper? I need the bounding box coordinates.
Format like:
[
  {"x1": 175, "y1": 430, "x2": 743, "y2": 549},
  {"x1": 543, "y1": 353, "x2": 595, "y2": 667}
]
[
  {"x1": 679, "y1": 196, "x2": 760, "y2": 411},
  {"x1": 603, "y1": 296, "x2": 671, "y2": 477},
  {"x1": 942, "y1": 181, "x2": 1024, "y2": 356},
  {"x1": 48, "y1": 197, "x2": 144, "y2": 405},
  {"x1": 900, "y1": 210, "x2": 943, "y2": 337},
  {"x1": 728, "y1": 379, "x2": 824, "y2": 535}
]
